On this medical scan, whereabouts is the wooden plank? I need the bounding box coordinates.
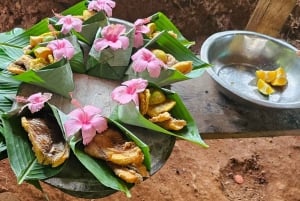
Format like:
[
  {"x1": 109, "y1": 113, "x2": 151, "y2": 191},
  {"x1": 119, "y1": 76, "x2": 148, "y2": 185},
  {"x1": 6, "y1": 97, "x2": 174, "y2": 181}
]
[
  {"x1": 201, "y1": 129, "x2": 300, "y2": 140},
  {"x1": 246, "y1": 0, "x2": 296, "y2": 37},
  {"x1": 18, "y1": 72, "x2": 300, "y2": 139}
]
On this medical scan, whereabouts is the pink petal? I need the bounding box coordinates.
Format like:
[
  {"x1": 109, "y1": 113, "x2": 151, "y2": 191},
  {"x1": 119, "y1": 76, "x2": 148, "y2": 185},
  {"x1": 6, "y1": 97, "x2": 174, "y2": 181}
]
[
  {"x1": 82, "y1": 124, "x2": 97, "y2": 145},
  {"x1": 111, "y1": 86, "x2": 135, "y2": 104},
  {"x1": 134, "y1": 33, "x2": 144, "y2": 48},
  {"x1": 47, "y1": 39, "x2": 75, "y2": 60},
  {"x1": 94, "y1": 38, "x2": 109, "y2": 51},
  {"x1": 83, "y1": 105, "x2": 102, "y2": 117},
  {"x1": 132, "y1": 59, "x2": 148, "y2": 72},
  {"x1": 64, "y1": 118, "x2": 83, "y2": 137},
  {"x1": 147, "y1": 63, "x2": 162, "y2": 78},
  {"x1": 90, "y1": 116, "x2": 108, "y2": 133},
  {"x1": 118, "y1": 36, "x2": 129, "y2": 49},
  {"x1": 112, "y1": 78, "x2": 148, "y2": 105},
  {"x1": 27, "y1": 102, "x2": 45, "y2": 113}
]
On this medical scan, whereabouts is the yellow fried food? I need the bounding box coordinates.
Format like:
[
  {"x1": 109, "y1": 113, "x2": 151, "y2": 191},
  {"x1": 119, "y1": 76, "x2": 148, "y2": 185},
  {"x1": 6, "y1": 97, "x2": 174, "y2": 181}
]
[
  {"x1": 7, "y1": 63, "x2": 26, "y2": 74},
  {"x1": 138, "y1": 89, "x2": 151, "y2": 115},
  {"x1": 84, "y1": 128, "x2": 149, "y2": 184},
  {"x1": 146, "y1": 22, "x2": 157, "y2": 37},
  {"x1": 110, "y1": 163, "x2": 149, "y2": 184},
  {"x1": 21, "y1": 116, "x2": 70, "y2": 167},
  {"x1": 149, "y1": 112, "x2": 172, "y2": 123},
  {"x1": 149, "y1": 89, "x2": 167, "y2": 105},
  {"x1": 147, "y1": 99, "x2": 176, "y2": 117},
  {"x1": 29, "y1": 36, "x2": 44, "y2": 47},
  {"x1": 151, "y1": 49, "x2": 168, "y2": 63},
  {"x1": 82, "y1": 9, "x2": 96, "y2": 21},
  {"x1": 157, "y1": 118, "x2": 187, "y2": 131},
  {"x1": 34, "y1": 47, "x2": 53, "y2": 61},
  {"x1": 171, "y1": 61, "x2": 193, "y2": 74}
]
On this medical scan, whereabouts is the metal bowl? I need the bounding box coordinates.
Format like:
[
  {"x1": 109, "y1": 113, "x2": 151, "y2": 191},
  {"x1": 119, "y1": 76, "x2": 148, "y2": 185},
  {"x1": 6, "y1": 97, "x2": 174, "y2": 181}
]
[{"x1": 201, "y1": 30, "x2": 300, "y2": 109}]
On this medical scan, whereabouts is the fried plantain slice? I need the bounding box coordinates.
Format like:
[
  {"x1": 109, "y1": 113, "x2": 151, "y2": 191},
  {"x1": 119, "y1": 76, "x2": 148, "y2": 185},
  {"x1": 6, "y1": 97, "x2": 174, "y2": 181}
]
[
  {"x1": 21, "y1": 116, "x2": 69, "y2": 167},
  {"x1": 84, "y1": 128, "x2": 149, "y2": 184},
  {"x1": 138, "y1": 89, "x2": 151, "y2": 115},
  {"x1": 157, "y1": 118, "x2": 187, "y2": 131},
  {"x1": 84, "y1": 128, "x2": 144, "y2": 166},
  {"x1": 149, "y1": 111, "x2": 172, "y2": 123},
  {"x1": 149, "y1": 89, "x2": 167, "y2": 105},
  {"x1": 146, "y1": 99, "x2": 176, "y2": 117}
]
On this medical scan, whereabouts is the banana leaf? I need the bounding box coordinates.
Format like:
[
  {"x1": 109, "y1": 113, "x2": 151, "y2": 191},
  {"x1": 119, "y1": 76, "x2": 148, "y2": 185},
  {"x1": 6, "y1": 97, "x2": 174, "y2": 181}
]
[
  {"x1": 0, "y1": 74, "x2": 20, "y2": 113},
  {"x1": 3, "y1": 19, "x2": 85, "y2": 73},
  {"x1": 50, "y1": 2, "x2": 108, "y2": 45},
  {"x1": 56, "y1": 107, "x2": 151, "y2": 196},
  {"x1": 86, "y1": 26, "x2": 135, "y2": 80},
  {"x1": 0, "y1": 45, "x2": 24, "y2": 70},
  {"x1": 12, "y1": 59, "x2": 74, "y2": 98},
  {"x1": 0, "y1": 28, "x2": 24, "y2": 42},
  {"x1": 110, "y1": 84, "x2": 208, "y2": 148},
  {"x1": 0, "y1": 133, "x2": 7, "y2": 160},
  {"x1": 125, "y1": 31, "x2": 210, "y2": 86},
  {"x1": 66, "y1": 118, "x2": 152, "y2": 197},
  {"x1": 5, "y1": 19, "x2": 51, "y2": 48},
  {"x1": 149, "y1": 12, "x2": 195, "y2": 48},
  {"x1": 1, "y1": 103, "x2": 67, "y2": 184}
]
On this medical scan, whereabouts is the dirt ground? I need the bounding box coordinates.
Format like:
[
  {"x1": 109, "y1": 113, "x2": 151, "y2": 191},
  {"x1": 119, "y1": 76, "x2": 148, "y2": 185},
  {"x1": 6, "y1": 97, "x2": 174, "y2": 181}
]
[{"x1": 0, "y1": 0, "x2": 300, "y2": 201}]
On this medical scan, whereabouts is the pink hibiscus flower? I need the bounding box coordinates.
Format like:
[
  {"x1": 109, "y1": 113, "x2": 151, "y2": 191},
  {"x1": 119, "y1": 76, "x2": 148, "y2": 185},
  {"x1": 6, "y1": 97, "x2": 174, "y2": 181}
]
[
  {"x1": 56, "y1": 15, "x2": 83, "y2": 34},
  {"x1": 131, "y1": 48, "x2": 166, "y2": 78},
  {"x1": 93, "y1": 24, "x2": 129, "y2": 51},
  {"x1": 111, "y1": 78, "x2": 148, "y2": 106},
  {"x1": 47, "y1": 39, "x2": 75, "y2": 60},
  {"x1": 88, "y1": 0, "x2": 116, "y2": 17},
  {"x1": 64, "y1": 100, "x2": 108, "y2": 145},
  {"x1": 16, "y1": 92, "x2": 52, "y2": 113},
  {"x1": 133, "y1": 18, "x2": 150, "y2": 48}
]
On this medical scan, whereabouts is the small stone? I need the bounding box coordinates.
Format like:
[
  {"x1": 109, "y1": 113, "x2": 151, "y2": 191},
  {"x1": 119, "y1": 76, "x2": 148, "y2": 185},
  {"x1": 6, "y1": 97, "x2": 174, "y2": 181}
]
[{"x1": 233, "y1": 174, "x2": 244, "y2": 184}]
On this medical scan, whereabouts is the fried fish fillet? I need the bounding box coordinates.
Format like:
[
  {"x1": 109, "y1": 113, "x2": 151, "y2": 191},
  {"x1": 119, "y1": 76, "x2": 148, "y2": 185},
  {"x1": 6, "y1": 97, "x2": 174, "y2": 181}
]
[
  {"x1": 84, "y1": 128, "x2": 149, "y2": 183},
  {"x1": 21, "y1": 116, "x2": 69, "y2": 167}
]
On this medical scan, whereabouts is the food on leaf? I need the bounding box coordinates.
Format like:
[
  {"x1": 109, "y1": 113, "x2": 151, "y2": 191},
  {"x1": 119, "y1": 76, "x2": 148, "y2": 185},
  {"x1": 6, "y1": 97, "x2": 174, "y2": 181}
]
[
  {"x1": 151, "y1": 48, "x2": 193, "y2": 74},
  {"x1": 7, "y1": 31, "x2": 75, "y2": 74},
  {"x1": 138, "y1": 88, "x2": 187, "y2": 131},
  {"x1": 151, "y1": 49, "x2": 168, "y2": 63},
  {"x1": 146, "y1": 22, "x2": 177, "y2": 39},
  {"x1": 146, "y1": 99, "x2": 176, "y2": 117},
  {"x1": 256, "y1": 79, "x2": 275, "y2": 95},
  {"x1": 138, "y1": 89, "x2": 151, "y2": 115},
  {"x1": 148, "y1": 89, "x2": 166, "y2": 105},
  {"x1": 21, "y1": 116, "x2": 70, "y2": 167},
  {"x1": 84, "y1": 127, "x2": 149, "y2": 184},
  {"x1": 170, "y1": 61, "x2": 193, "y2": 74}
]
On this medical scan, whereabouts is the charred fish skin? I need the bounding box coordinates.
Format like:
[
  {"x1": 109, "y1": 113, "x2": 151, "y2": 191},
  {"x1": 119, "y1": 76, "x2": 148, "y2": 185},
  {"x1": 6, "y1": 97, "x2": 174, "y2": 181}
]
[{"x1": 21, "y1": 116, "x2": 69, "y2": 167}]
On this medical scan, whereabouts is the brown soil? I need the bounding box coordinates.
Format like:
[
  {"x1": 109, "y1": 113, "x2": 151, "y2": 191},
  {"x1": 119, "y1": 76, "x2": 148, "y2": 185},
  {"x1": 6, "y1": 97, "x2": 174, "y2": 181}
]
[{"x1": 1, "y1": 0, "x2": 300, "y2": 201}]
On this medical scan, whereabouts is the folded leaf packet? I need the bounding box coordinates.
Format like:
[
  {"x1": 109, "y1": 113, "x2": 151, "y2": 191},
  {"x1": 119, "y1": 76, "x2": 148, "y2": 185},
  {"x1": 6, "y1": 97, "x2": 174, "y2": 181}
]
[
  {"x1": 86, "y1": 23, "x2": 135, "y2": 80},
  {"x1": 62, "y1": 101, "x2": 151, "y2": 197},
  {"x1": 12, "y1": 59, "x2": 74, "y2": 98},
  {"x1": 147, "y1": 12, "x2": 195, "y2": 48},
  {"x1": 1, "y1": 100, "x2": 68, "y2": 184},
  {"x1": 125, "y1": 31, "x2": 210, "y2": 86},
  {"x1": 110, "y1": 80, "x2": 208, "y2": 147}
]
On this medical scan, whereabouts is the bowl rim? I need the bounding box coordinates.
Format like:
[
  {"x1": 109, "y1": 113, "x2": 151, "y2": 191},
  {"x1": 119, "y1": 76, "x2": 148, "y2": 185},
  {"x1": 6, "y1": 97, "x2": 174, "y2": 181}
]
[{"x1": 200, "y1": 30, "x2": 300, "y2": 109}]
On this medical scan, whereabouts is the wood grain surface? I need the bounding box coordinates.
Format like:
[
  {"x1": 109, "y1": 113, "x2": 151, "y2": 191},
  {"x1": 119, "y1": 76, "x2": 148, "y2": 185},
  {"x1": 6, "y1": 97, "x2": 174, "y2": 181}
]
[{"x1": 19, "y1": 72, "x2": 300, "y2": 139}]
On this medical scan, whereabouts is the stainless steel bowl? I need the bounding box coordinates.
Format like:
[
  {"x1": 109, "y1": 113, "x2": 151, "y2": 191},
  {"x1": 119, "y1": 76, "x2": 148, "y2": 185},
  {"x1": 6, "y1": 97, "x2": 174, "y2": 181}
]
[{"x1": 201, "y1": 30, "x2": 300, "y2": 109}]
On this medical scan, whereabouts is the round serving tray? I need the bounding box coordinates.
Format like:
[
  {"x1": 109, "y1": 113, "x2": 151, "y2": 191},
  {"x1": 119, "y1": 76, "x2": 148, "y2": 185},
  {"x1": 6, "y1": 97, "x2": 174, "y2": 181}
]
[{"x1": 18, "y1": 73, "x2": 176, "y2": 199}]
